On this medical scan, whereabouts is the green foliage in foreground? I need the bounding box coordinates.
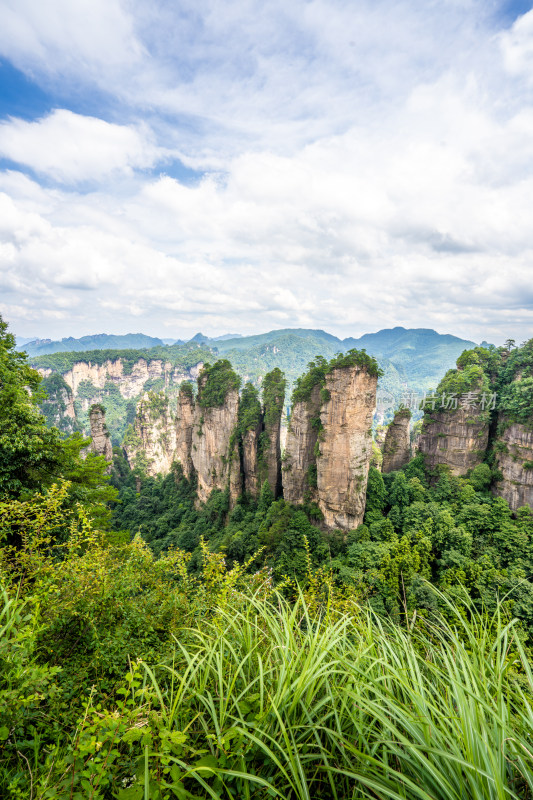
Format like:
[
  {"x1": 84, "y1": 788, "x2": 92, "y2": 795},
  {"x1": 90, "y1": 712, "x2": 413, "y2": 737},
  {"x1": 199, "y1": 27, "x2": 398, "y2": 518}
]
[
  {"x1": 0, "y1": 496, "x2": 533, "y2": 799},
  {"x1": 0, "y1": 315, "x2": 116, "y2": 523},
  {"x1": 110, "y1": 454, "x2": 533, "y2": 644}
]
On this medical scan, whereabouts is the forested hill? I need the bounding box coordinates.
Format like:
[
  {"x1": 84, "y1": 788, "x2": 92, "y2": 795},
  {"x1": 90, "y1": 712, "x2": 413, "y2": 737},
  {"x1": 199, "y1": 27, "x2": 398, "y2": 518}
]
[
  {"x1": 29, "y1": 325, "x2": 476, "y2": 395},
  {"x1": 344, "y1": 327, "x2": 476, "y2": 392},
  {"x1": 18, "y1": 332, "x2": 165, "y2": 357},
  {"x1": 216, "y1": 326, "x2": 476, "y2": 398}
]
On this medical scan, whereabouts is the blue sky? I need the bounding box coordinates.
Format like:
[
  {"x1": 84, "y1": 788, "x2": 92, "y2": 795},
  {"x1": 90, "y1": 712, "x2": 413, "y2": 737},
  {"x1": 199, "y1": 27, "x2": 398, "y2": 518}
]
[{"x1": 0, "y1": 0, "x2": 532, "y2": 344}]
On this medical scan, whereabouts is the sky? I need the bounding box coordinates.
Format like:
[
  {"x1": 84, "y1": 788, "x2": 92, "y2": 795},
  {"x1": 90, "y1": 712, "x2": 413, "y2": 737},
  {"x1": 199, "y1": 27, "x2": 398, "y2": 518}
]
[{"x1": 0, "y1": 0, "x2": 533, "y2": 345}]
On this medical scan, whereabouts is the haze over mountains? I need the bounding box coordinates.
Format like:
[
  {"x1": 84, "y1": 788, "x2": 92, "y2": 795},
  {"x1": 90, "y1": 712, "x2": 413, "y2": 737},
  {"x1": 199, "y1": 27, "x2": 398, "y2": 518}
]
[{"x1": 19, "y1": 326, "x2": 475, "y2": 361}]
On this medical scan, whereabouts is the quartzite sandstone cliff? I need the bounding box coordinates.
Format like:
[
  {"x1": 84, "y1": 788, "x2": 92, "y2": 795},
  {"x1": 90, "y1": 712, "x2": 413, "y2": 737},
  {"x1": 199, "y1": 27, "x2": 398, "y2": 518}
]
[
  {"x1": 38, "y1": 358, "x2": 204, "y2": 400},
  {"x1": 282, "y1": 384, "x2": 322, "y2": 505},
  {"x1": 494, "y1": 421, "x2": 533, "y2": 511},
  {"x1": 316, "y1": 365, "x2": 377, "y2": 529},
  {"x1": 191, "y1": 385, "x2": 241, "y2": 506},
  {"x1": 282, "y1": 363, "x2": 378, "y2": 530},
  {"x1": 175, "y1": 386, "x2": 195, "y2": 480},
  {"x1": 89, "y1": 405, "x2": 113, "y2": 463},
  {"x1": 124, "y1": 393, "x2": 177, "y2": 477},
  {"x1": 382, "y1": 409, "x2": 411, "y2": 473},
  {"x1": 242, "y1": 425, "x2": 262, "y2": 499},
  {"x1": 418, "y1": 407, "x2": 489, "y2": 476}
]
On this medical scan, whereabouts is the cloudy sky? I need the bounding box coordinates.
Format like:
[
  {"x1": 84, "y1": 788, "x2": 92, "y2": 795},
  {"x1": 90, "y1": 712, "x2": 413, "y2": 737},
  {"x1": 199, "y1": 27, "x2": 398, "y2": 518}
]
[{"x1": 0, "y1": 0, "x2": 532, "y2": 344}]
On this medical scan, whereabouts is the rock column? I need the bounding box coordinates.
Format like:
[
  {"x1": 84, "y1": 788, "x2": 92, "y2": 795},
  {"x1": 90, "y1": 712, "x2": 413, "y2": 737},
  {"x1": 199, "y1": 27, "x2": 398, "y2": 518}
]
[
  {"x1": 382, "y1": 408, "x2": 411, "y2": 473},
  {"x1": 89, "y1": 404, "x2": 113, "y2": 464},
  {"x1": 316, "y1": 366, "x2": 377, "y2": 530}
]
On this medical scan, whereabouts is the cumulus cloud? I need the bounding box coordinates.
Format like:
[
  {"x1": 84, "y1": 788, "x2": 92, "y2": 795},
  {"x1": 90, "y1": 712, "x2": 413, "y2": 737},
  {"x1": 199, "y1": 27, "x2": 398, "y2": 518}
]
[{"x1": 0, "y1": 110, "x2": 164, "y2": 182}]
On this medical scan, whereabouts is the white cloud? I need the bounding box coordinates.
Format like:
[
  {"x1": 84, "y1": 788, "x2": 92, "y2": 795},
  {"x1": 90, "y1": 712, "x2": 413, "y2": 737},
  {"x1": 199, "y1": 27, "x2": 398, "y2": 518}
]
[
  {"x1": 0, "y1": 0, "x2": 143, "y2": 81},
  {"x1": 0, "y1": 110, "x2": 164, "y2": 182},
  {"x1": 1, "y1": 2, "x2": 533, "y2": 344},
  {"x1": 500, "y1": 9, "x2": 533, "y2": 80}
]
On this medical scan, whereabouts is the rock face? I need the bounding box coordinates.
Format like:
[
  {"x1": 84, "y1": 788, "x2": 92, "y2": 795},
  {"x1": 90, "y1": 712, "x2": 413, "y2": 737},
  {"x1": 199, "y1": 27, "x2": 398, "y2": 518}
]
[
  {"x1": 316, "y1": 366, "x2": 377, "y2": 530},
  {"x1": 36, "y1": 358, "x2": 205, "y2": 442},
  {"x1": 282, "y1": 384, "x2": 322, "y2": 505},
  {"x1": 493, "y1": 422, "x2": 533, "y2": 510},
  {"x1": 243, "y1": 425, "x2": 262, "y2": 499},
  {"x1": 41, "y1": 358, "x2": 204, "y2": 400},
  {"x1": 124, "y1": 393, "x2": 177, "y2": 477},
  {"x1": 282, "y1": 364, "x2": 378, "y2": 530},
  {"x1": 175, "y1": 385, "x2": 195, "y2": 480},
  {"x1": 260, "y1": 369, "x2": 286, "y2": 498},
  {"x1": 89, "y1": 405, "x2": 113, "y2": 463},
  {"x1": 124, "y1": 366, "x2": 286, "y2": 509},
  {"x1": 191, "y1": 384, "x2": 241, "y2": 506},
  {"x1": 418, "y1": 407, "x2": 489, "y2": 476},
  {"x1": 40, "y1": 376, "x2": 77, "y2": 435},
  {"x1": 382, "y1": 409, "x2": 411, "y2": 473}
]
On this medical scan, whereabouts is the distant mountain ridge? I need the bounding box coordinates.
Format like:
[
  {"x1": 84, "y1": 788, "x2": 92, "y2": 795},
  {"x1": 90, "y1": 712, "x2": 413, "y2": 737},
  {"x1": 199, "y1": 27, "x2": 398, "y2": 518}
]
[
  {"x1": 25, "y1": 327, "x2": 476, "y2": 398},
  {"x1": 28, "y1": 325, "x2": 478, "y2": 441},
  {"x1": 18, "y1": 333, "x2": 165, "y2": 357}
]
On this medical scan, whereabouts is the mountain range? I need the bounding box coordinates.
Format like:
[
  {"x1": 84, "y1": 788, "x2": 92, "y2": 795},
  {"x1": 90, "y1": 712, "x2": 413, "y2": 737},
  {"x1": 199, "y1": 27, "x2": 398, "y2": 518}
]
[
  {"x1": 18, "y1": 333, "x2": 165, "y2": 356},
  {"x1": 27, "y1": 326, "x2": 475, "y2": 406}
]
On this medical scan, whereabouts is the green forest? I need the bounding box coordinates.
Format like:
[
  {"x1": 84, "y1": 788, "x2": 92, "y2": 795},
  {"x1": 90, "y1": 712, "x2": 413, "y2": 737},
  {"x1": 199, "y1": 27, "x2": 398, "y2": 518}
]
[{"x1": 2, "y1": 314, "x2": 533, "y2": 799}]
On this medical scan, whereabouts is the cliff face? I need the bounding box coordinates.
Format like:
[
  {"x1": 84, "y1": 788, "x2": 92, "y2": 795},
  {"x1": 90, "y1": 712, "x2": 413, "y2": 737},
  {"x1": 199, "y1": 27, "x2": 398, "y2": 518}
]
[
  {"x1": 418, "y1": 408, "x2": 489, "y2": 476},
  {"x1": 124, "y1": 393, "x2": 177, "y2": 477},
  {"x1": 37, "y1": 358, "x2": 204, "y2": 445},
  {"x1": 124, "y1": 367, "x2": 286, "y2": 508},
  {"x1": 243, "y1": 425, "x2": 262, "y2": 499},
  {"x1": 282, "y1": 384, "x2": 322, "y2": 505},
  {"x1": 317, "y1": 366, "x2": 377, "y2": 530},
  {"x1": 175, "y1": 386, "x2": 195, "y2": 480},
  {"x1": 89, "y1": 405, "x2": 113, "y2": 463},
  {"x1": 382, "y1": 409, "x2": 411, "y2": 473},
  {"x1": 191, "y1": 387, "x2": 241, "y2": 506},
  {"x1": 41, "y1": 358, "x2": 204, "y2": 400},
  {"x1": 260, "y1": 370, "x2": 286, "y2": 498},
  {"x1": 40, "y1": 381, "x2": 77, "y2": 435},
  {"x1": 494, "y1": 422, "x2": 533, "y2": 511}
]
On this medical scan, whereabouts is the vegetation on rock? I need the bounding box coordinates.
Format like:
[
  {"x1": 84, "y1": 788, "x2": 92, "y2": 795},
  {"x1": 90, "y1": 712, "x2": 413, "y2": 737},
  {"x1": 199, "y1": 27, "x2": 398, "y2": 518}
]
[
  {"x1": 262, "y1": 367, "x2": 286, "y2": 426},
  {"x1": 292, "y1": 349, "x2": 381, "y2": 405},
  {"x1": 197, "y1": 359, "x2": 242, "y2": 408}
]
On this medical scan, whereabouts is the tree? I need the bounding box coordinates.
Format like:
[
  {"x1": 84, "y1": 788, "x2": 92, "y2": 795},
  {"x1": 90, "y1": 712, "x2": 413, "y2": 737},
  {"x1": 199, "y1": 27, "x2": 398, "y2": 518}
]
[{"x1": 0, "y1": 315, "x2": 115, "y2": 520}]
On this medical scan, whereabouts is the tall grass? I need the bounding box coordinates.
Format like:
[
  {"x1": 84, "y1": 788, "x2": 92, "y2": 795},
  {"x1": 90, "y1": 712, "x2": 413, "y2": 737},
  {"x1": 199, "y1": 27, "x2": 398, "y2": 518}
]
[{"x1": 136, "y1": 589, "x2": 533, "y2": 800}]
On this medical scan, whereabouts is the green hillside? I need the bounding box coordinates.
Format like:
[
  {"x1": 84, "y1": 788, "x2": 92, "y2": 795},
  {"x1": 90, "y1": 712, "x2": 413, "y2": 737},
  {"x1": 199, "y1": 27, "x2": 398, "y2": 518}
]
[
  {"x1": 30, "y1": 341, "x2": 211, "y2": 374},
  {"x1": 344, "y1": 326, "x2": 476, "y2": 395},
  {"x1": 214, "y1": 327, "x2": 341, "y2": 353}
]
